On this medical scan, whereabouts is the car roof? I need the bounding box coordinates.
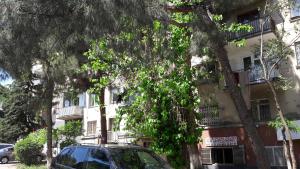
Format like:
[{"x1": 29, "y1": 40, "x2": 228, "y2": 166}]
[
  {"x1": 0, "y1": 143, "x2": 13, "y2": 146},
  {"x1": 66, "y1": 143, "x2": 146, "y2": 150}
]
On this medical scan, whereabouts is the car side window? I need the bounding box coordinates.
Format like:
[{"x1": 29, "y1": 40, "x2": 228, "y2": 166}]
[
  {"x1": 137, "y1": 151, "x2": 164, "y2": 168},
  {"x1": 70, "y1": 147, "x2": 89, "y2": 169},
  {"x1": 85, "y1": 149, "x2": 110, "y2": 169},
  {"x1": 56, "y1": 148, "x2": 74, "y2": 166},
  {"x1": 0, "y1": 145, "x2": 9, "y2": 149}
]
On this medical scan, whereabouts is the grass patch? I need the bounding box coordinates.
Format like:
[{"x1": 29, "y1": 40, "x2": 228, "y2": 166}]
[{"x1": 17, "y1": 164, "x2": 46, "y2": 169}]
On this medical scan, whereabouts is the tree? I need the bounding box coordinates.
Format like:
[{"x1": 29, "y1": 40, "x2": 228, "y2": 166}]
[
  {"x1": 0, "y1": 80, "x2": 42, "y2": 143},
  {"x1": 1, "y1": 1, "x2": 162, "y2": 168},
  {"x1": 82, "y1": 1, "x2": 274, "y2": 168},
  {"x1": 2, "y1": 1, "x2": 291, "y2": 169}
]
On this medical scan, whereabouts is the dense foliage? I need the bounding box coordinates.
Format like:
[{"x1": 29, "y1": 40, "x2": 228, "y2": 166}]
[
  {"x1": 83, "y1": 12, "x2": 204, "y2": 167},
  {"x1": 15, "y1": 129, "x2": 46, "y2": 165},
  {"x1": 0, "y1": 80, "x2": 43, "y2": 143},
  {"x1": 55, "y1": 121, "x2": 83, "y2": 149}
]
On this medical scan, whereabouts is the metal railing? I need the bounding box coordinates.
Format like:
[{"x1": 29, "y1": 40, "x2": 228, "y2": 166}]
[
  {"x1": 226, "y1": 17, "x2": 274, "y2": 41},
  {"x1": 199, "y1": 105, "x2": 220, "y2": 126},
  {"x1": 56, "y1": 106, "x2": 83, "y2": 119},
  {"x1": 234, "y1": 66, "x2": 279, "y2": 84}
]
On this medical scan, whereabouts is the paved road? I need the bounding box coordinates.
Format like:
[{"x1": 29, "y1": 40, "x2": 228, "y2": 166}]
[{"x1": 0, "y1": 162, "x2": 17, "y2": 169}]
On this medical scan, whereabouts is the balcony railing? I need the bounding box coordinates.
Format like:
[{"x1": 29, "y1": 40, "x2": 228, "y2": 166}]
[
  {"x1": 107, "y1": 131, "x2": 134, "y2": 143},
  {"x1": 226, "y1": 17, "x2": 274, "y2": 41},
  {"x1": 199, "y1": 105, "x2": 220, "y2": 126},
  {"x1": 56, "y1": 106, "x2": 83, "y2": 120},
  {"x1": 233, "y1": 66, "x2": 279, "y2": 84}
]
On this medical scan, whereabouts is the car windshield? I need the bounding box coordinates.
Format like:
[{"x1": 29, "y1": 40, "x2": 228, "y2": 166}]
[
  {"x1": 110, "y1": 148, "x2": 169, "y2": 169},
  {"x1": 0, "y1": 145, "x2": 10, "y2": 149}
]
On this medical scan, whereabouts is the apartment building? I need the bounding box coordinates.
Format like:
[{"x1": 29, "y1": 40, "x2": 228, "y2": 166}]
[
  {"x1": 198, "y1": 1, "x2": 300, "y2": 168},
  {"x1": 53, "y1": 86, "x2": 134, "y2": 145}
]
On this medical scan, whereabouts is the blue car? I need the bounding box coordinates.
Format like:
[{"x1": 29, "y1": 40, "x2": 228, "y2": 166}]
[{"x1": 52, "y1": 144, "x2": 172, "y2": 169}]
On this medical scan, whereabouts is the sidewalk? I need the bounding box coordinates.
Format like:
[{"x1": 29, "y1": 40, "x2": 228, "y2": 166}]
[{"x1": 0, "y1": 163, "x2": 17, "y2": 169}]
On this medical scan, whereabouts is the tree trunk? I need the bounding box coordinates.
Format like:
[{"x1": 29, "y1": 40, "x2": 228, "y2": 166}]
[
  {"x1": 45, "y1": 79, "x2": 54, "y2": 169},
  {"x1": 282, "y1": 128, "x2": 293, "y2": 169},
  {"x1": 185, "y1": 53, "x2": 202, "y2": 169},
  {"x1": 186, "y1": 144, "x2": 202, "y2": 169},
  {"x1": 100, "y1": 87, "x2": 107, "y2": 144},
  {"x1": 194, "y1": 8, "x2": 271, "y2": 169},
  {"x1": 215, "y1": 45, "x2": 271, "y2": 169}
]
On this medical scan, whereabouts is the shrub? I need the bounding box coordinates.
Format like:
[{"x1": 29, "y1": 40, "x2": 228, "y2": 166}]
[
  {"x1": 57, "y1": 121, "x2": 82, "y2": 150},
  {"x1": 15, "y1": 129, "x2": 46, "y2": 165},
  {"x1": 59, "y1": 139, "x2": 76, "y2": 150}
]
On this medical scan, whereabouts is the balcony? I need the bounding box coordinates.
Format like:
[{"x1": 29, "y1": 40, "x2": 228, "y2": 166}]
[
  {"x1": 107, "y1": 131, "x2": 134, "y2": 143},
  {"x1": 233, "y1": 66, "x2": 279, "y2": 85},
  {"x1": 226, "y1": 17, "x2": 275, "y2": 41},
  {"x1": 56, "y1": 106, "x2": 83, "y2": 120},
  {"x1": 199, "y1": 105, "x2": 221, "y2": 126}
]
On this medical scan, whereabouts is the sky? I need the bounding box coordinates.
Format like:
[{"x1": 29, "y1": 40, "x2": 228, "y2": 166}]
[{"x1": 0, "y1": 78, "x2": 13, "y2": 86}]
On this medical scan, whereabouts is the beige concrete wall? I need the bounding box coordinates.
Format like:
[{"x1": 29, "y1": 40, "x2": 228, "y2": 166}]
[{"x1": 198, "y1": 0, "x2": 300, "y2": 124}]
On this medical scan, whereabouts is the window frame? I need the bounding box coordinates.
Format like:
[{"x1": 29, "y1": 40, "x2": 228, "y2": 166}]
[
  {"x1": 251, "y1": 98, "x2": 271, "y2": 122},
  {"x1": 211, "y1": 147, "x2": 234, "y2": 165},
  {"x1": 291, "y1": 0, "x2": 300, "y2": 19},
  {"x1": 265, "y1": 146, "x2": 286, "y2": 166},
  {"x1": 89, "y1": 94, "x2": 99, "y2": 108},
  {"x1": 87, "y1": 121, "x2": 97, "y2": 136},
  {"x1": 110, "y1": 87, "x2": 123, "y2": 104}
]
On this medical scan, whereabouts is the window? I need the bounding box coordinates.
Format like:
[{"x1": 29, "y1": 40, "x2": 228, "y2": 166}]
[
  {"x1": 86, "y1": 149, "x2": 110, "y2": 169},
  {"x1": 108, "y1": 118, "x2": 115, "y2": 131},
  {"x1": 201, "y1": 147, "x2": 245, "y2": 165},
  {"x1": 87, "y1": 121, "x2": 97, "y2": 135},
  {"x1": 89, "y1": 94, "x2": 99, "y2": 107},
  {"x1": 63, "y1": 96, "x2": 80, "y2": 107},
  {"x1": 55, "y1": 148, "x2": 75, "y2": 166},
  {"x1": 243, "y1": 56, "x2": 252, "y2": 70},
  {"x1": 211, "y1": 148, "x2": 233, "y2": 164},
  {"x1": 64, "y1": 99, "x2": 71, "y2": 107},
  {"x1": 110, "y1": 149, "x2": 165, "y2": 169},
  {"x1": 137, "y1": 151, "x2": 165, "y2": 168},
  {"x1": 265, "y1": 146, "x2": 286, "y2": 166},
  {"x1": 237, "y1": 10, "x2": 260, "y2": 23},
  {"x1": 0, "y1": 144, "x2": 11, "y2": 149},
  {"x1": 199, "y1": 105, "x2": 220, "y2": 126},
  {"x1": 251, "y1": 99, "x2": 271, "y2": 122},
  {"x1": 291, "y1": 0, "x2": 300, "y2": 18},
  {"x1": 295, "y1": 42, "x2": 300, "y2": 66},
  {"x1": 110, "y1": 88, "x2": 123, "y2": 104},
  {"x1": 71, "y1": 147, "x2": 89, "y2": 169}
]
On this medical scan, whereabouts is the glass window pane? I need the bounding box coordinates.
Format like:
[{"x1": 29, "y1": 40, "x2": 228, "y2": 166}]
[
  {"x1": 85, "y1": 149, "x2": 110, "y2": 169},
  {"x1": 137, "y1": 151, "x2": 163, "y2": 168},
  {"x1": 291, "y1": 0, "x2": 300, "y2": 17},
  {"x1": 223, "y1": 148, "x2": 233, "y2": 163},
  {"x1": 57, "y1": 148, "x2": 74, "y2": 166},
  {"x1": 71, "y1": 147, "x2": 89, "y2": 169}
]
